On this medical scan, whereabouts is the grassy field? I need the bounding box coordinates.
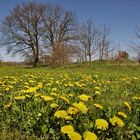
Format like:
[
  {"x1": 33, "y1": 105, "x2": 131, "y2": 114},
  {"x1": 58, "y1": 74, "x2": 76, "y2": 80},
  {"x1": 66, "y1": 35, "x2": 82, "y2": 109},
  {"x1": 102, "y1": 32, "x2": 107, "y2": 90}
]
[{"x1": 0, "y1": 64, "x2": 140, "y2": 140}]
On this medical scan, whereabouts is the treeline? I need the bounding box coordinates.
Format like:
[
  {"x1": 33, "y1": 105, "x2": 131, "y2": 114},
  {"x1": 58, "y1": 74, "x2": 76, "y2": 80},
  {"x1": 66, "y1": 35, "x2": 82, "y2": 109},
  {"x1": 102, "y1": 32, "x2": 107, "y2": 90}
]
[{"x1": 0, "y1": 2, "x2": 138, "y2": 67}]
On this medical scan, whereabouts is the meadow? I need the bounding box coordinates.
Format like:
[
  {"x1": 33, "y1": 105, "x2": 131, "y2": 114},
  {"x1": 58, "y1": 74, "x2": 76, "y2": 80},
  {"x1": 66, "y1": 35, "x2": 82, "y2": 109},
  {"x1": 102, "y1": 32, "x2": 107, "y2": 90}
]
[{"x1": 0, "y1": 64, "x2": 140, "y2": 140}]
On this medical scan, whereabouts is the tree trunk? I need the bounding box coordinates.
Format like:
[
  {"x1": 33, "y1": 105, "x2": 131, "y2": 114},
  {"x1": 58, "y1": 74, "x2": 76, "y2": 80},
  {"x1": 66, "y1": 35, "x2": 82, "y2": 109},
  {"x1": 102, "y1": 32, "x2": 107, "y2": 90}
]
[{"x1": 32, "y1": 47, "x2": 39, "y2": 68}]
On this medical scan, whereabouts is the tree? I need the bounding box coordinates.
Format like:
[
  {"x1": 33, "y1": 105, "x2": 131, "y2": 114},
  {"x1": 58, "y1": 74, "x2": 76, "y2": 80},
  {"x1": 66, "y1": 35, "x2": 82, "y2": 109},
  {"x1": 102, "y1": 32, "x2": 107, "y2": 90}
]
[
  {"x1": 42, "y1": 4, "x2": 78, "y2": 66},
  {"x1": 131, "y1": 25, "x2": 140, "y2": 63},
  {"x1": 98, "y1": 25, "x2": 111, "y2": 61},
  {"x1": 114, "y1": 50, "x2": 129, "y2": 62},
  {"x1": 0, "y1": 2, "x2": 46, "y2": 67},
  {"x1": 78, "y1": 19, "x2": 100, "y2": 64}
]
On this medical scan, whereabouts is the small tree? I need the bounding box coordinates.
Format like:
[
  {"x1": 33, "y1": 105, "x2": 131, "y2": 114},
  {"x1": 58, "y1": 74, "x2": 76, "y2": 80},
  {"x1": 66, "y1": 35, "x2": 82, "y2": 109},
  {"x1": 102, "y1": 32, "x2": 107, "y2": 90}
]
[
  {"x1": 98, "y1": 25, "x2": 111, "y2": 61},
  {"x1": 114, "y1": 50, "x2": 129, "y2": 62},
  {"x1": 78, "y1": 19, "x2": 100, "y2": 65}
]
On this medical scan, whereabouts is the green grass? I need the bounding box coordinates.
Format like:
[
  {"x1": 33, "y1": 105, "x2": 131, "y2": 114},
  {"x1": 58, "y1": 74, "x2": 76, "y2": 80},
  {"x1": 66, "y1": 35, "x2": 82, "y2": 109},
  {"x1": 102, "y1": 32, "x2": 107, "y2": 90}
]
[{"x1": 0, "y1": 63, "x2": 140, "y2": 139}]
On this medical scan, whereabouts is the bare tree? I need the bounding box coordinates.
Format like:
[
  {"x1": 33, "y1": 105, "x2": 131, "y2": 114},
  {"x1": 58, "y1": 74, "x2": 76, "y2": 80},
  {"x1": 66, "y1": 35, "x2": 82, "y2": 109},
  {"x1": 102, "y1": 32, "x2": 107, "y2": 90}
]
[
  {"x1": 131, "y1": 25, "x2": 140, "y2": 63},
  {"x1": 78, "y1": 19, "x2": 100, "y2": 65},
  {"x1": 0, "y1": 2, "x2": 46, "y2": 67},
  {"x1": 42, "y1": 4, "x2": 78, "y2": 65},
  {"x1": 98, "y1": 25, "x2": 111, "y2": 61}
]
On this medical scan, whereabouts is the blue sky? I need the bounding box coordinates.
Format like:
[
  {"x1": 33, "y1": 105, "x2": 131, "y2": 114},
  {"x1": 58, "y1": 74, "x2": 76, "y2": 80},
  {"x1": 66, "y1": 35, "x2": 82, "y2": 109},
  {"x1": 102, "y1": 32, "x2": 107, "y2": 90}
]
[{"x1": 0, "y1": 0, "x2": 140, "y2": 61}]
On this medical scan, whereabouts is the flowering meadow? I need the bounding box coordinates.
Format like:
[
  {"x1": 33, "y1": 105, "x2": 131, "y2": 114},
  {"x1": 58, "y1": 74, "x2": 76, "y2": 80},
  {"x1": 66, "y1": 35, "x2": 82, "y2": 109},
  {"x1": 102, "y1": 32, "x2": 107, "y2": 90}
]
[{"x1": 0, "y1": 67, "x2": 140, "y2": 139}]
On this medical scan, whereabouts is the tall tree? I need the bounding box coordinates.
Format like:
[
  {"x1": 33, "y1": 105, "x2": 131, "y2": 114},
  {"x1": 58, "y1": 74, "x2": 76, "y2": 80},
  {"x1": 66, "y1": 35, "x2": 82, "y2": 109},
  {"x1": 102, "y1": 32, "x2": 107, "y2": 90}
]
[
  {"x1": 79, "y1": 19, "x2": 100, "y2": 64},
  {"x1": 131, "y1": 25, "x2": 140, "y2": 61},
  {"x1": 0, "y1": 2, "x2": 46, "y2": 67},
  {"x1": 98, "y1": 25, "x2": 111, "y2": 61},
  {"x1": 42, "y1": 4, "x2": 78, "y2": 65}
]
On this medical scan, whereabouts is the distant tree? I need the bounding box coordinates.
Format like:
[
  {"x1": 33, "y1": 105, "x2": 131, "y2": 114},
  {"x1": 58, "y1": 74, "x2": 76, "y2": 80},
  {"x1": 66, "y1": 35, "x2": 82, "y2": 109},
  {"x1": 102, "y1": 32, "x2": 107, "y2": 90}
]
[
  {"x1": 0, "y1": 2, "x2": 46, "y2": 67},
  {"x1": 0, "y1": 54, "x2": 2, "y2": 64},
  {"x1": 114, "y1": 50, "x2": 129, "y2": 62},
  {"x1": 98, "y1": 25, "x2": 111, "y2": 61},
  {"x1": 78, "y1": 19, "x2": 100, "y2": 65},
  {"x1": 131, "y1": 25, "x2": 140, "y2": 64},
  {"x1": 42, "y1": 4, "x2": 78, "y2": 66},
  {"x1": 136, "y1": 52, "x2": 140, "y2": 64}
]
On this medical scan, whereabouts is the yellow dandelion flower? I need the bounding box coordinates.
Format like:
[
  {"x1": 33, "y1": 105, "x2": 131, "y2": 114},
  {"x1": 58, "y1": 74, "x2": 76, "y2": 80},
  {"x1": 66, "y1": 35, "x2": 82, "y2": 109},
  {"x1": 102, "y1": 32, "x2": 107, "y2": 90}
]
[
  {"x1": 78, "y1": 94, "x2": 91, "y2": 102},
  {"x1": 46, "y1": 83, "x2": 52, "y2": 86},
  {"x1": 83, "y1": 131, "x2": 97, "y2": 140},
  {"x1": 50, "y1": 92, "x2": 57, "y2": 96},
  {"x1": 61, "y1": 125, "x2": 74, "y2": 134},
  {"x1": 54, "y1": 110, "x2": 72, "y2": 120},
  {"x1": 38, "y1": 113, "x2": 42, "y2": 117},
  {"x1": 50, "y1": 103, "x2": 59, "y2": 108},
  {"x1": 68, "y1": 83, "x2": 74, "y2": 87},
  {"x1": 29, "y1": 80, "x2": 35, "y2": 83},
  {"x1": 34, "y1": 93, "x2": 42, "y2": 97},
  {"x1": 52, "y1": 88, "x2": 57, "y2": 91},
  {"x1": 37, "y1": 82, "x2": 43, "y2": 88},
  {"x1": 68, "y1": 107, "x2": 79, "y2": 115},
  {"x1": 64, "y1": 84, "x2": 68, "y2": 87},
  {"x1": 27, "y1": 87, "x2": 38, "y2": 93},
  {"x1": 68, "y1": 132, "x2": 82, "y2": 140},
  {"x1": 25, "y1": 94, "x2": 31, "y2": 98},
  {"x1": 95, "y1": 119, "x2": 109, "y2": 130},
  {"x1": 55, "y1": 81, "x2": 60, "y2": 84},
  {"x1": 124, "y1": 102, "x2": 131, "y2": 111},
  {"x1": 41, "y1": 95, "x2": 54, "y2": 101},
  {"x1": 4, "y1": 102, "x2": 12, "y2": 108},
  {"x1": 133, "y1": 96, "x2": 140, "y2": 100},
  {"x1": 73, "y1": 102, "x2": 88, "y2": 114},
  {"x1": 60, "y1": 96, "x2": 70, "y2": 104},
  {"x1": 118, "y1": 112, "x2": 127, "y2": 118},
  {"x1": 68, "y1": 94, "x2": 73, "y2": 97},
  {"x1": 5, "y1": 87, "x2": 10, "y2": 91},
  {"x1": 95, "y1": 87, "x2": 100, "y2": 90},
  {"x1": 109, "y1": 116, "x2": 124, "y2": 127},
  {"x1": 15, "y1": 96, "x2": 26, "y2": 100},
  {"x1": 94, "y1": 103, "x2": 103, "y2": 109},
  {"x1": 95, "y1": 91, "x2": 101, "y2": 95}
]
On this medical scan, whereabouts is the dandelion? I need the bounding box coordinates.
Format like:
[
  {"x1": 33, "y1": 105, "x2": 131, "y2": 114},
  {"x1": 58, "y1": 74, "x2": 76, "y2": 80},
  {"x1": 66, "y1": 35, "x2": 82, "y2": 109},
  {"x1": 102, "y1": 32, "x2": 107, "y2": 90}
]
[
  {"x1": 5, "y1": 87, "x2": 10, "y2": 91},
  {"x1": 78, "y1": 94, "x2": 91, "y2": 102},
  {"x1": 15, "y1": 96, "x2": 26, "y2": 100},
  {"x1": 73, "y1": 102, "x2": 88, "y2": 114},
  {"x1": 95, "y1": 91, "x2": 101, "y2": 95},
  {"x1": 34, "y1": 93, "x2": 42, "y2": 97},
  {"x1": 68, "y1": 94, "x2": 73, "y2": 97},
  {"x1": 54, "y1": 110, "x2": 72, "y2": 120},
  {"x1": 109, "y1": 116, "x2": 124, "y2": 127},
  {"x1": 27, "y1": 87, "x2": 38, "y2": 93},
  {"x1": 68, "y1": 107, "x2": 79, "y2": 115},
  {"x1": 61, "y1": 125, "x2": 74, "y2": 134},
  {"x1": 68, "y1": 83, "x2": 74, "y2": 87},
  {"x1": 37, "y1": 82, "x2": 43, "y2": 88},
  {"x1": 95, "y1": 87, "x2": 100, "y2": 90},
  {"x1": 118, "y1": 112, "x2": 127, "y2": 118},
  {"x1": 94, "y1": 103, "x2": 103, "y2": 109},
  {"x1": 41, "y1": 95, "x2": 54, "y2": 102},
  {"x1": 52, "y1": 88, "x2": 57, "y2": 91},
  {"x1": 133, "y1": 96, "x2": 140, "y2": 100},
  {"x1": 50, "y1": 92, "x2": 57, "y2": 96},
  {"x1": 95, "y1": 119, "x2": 109, "y2": 130},
  {"x1": 4, "y1": 102, "x2": 11, "y2": 108},
  {"x1": 50, "y1": 103, "x2": 59, "y2": 109},
  {"x1": 83, "y1": 131, "x2": 97, "y2": 140},
  {"x1": 38, "y1": 113, "x2": 42, "y2": 117},
  {"x1": 124, "y1": 101, "x2": 131, "y2": 111},
  {"x1": 68, "y1": 132, "x2": 82, "y2": 140},
  {"x1": 60, "y1": 96, "x2": 70, "y2": 104}
]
